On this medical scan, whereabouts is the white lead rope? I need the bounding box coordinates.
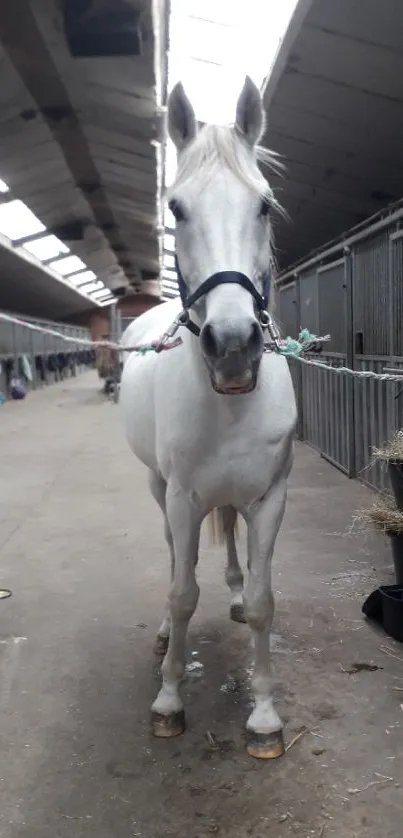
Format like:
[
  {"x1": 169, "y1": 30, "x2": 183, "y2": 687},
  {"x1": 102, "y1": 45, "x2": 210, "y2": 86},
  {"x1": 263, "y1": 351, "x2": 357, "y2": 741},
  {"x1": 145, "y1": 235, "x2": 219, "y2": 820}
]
[
  {"x1": 293, "y1": 355, "x2": 403, "y2": 382},
  {"x1": 0, "y1": 311, "x2": 134, "y2": 352},
  {"x1": 1, "y1": 310, "x2": 403, "y2": 381}
]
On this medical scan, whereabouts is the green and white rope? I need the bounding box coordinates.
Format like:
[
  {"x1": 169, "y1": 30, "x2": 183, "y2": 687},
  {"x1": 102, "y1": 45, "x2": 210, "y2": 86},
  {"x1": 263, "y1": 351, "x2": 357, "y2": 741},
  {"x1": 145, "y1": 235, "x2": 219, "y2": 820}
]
[{"x1": 1, "y1": 312, "x2": 403, "y2": 381}]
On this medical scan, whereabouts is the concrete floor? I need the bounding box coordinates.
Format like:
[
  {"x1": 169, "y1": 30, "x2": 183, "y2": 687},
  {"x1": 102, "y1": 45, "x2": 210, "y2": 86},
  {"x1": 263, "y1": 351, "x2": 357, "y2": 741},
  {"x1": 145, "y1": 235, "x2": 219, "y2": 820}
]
[{"x1": 1, "y1": 373, "x2": 402, "y2": 838}]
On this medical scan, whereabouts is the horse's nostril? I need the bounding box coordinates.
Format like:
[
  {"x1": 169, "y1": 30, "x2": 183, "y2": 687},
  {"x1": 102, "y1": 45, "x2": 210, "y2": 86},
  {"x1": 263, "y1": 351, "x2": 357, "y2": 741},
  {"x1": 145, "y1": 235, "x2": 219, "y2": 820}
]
[
  {"x1": 201, "y1": 324, "x2": 220, "y2": 358},
  {"x1": 249, "y1": 321, "x2": 263, "y2": 354},
  {"x1": 201, "y1": 319, "x2": 263, "y2": 360}
]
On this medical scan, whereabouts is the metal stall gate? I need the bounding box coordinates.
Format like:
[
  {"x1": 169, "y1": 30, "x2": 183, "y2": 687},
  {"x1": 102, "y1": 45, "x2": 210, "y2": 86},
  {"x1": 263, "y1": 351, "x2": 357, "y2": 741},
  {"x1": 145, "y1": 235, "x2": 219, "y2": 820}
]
[
  {"x1": 277, "y1": 205, "x2": 403, "y2": 492},
  {"x1": 279, "y1": 260, "x2": 352, "y2": 476},
  {"x1": 0, "y1": 310, "x2": 92, "y2": 396}
]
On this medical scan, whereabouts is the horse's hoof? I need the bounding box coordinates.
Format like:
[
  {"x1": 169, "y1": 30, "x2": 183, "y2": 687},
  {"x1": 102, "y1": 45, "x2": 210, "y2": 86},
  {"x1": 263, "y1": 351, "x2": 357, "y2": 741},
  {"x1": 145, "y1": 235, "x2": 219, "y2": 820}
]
[
  {"x1": 151, "y1": 710, "x2": 186, "y2": 738},
  {"x1": 154, "y1": 634, "x2": 169, "y2": 656},
  {"x1": 230, "y1": 603, "x2": 247, "y2": 624},
  {"x1": 246, "y1": 729, "x2": 285, "y2": 760}
]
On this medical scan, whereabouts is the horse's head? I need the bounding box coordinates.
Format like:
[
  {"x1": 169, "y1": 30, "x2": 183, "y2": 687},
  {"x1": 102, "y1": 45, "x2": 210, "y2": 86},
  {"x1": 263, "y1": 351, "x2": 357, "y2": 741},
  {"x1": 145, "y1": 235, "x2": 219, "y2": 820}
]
[{"x1": 167, "y1": 76, "x2": 281, "y2": 395}]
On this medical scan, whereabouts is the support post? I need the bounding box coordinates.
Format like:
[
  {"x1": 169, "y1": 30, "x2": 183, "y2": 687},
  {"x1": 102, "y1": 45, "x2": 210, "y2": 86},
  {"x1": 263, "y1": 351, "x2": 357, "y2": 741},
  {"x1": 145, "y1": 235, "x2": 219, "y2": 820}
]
[
  {"x1": 344, "y1": 246, "x2": 356, "y2": 477},
  {"x1": 294, "y1": 274, "x2": 304, "y2": 440}
]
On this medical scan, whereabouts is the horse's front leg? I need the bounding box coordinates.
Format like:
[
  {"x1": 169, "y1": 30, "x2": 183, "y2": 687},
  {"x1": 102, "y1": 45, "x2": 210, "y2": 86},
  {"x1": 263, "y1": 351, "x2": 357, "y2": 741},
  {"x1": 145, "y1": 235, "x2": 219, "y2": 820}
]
[
  {"x1": 244, "y1": 478, "x2": 288, "y2": 759},
  {"x1": 151, "y1": 484, "x2": 202, "y2": 738},
  {"x1": 154, "y1": 518, "x2": 175, "y2": 657},
  {"x1": 148, "y1": 470, "x2": 175, "y2": 657}
]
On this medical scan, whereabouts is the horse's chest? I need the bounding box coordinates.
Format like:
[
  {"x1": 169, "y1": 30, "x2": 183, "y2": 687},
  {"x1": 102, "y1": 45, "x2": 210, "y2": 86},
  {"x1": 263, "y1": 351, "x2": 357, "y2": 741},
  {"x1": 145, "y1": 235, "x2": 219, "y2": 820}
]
[{"x1": 166, "y1": 415, "x2": 282, "y2": 508}]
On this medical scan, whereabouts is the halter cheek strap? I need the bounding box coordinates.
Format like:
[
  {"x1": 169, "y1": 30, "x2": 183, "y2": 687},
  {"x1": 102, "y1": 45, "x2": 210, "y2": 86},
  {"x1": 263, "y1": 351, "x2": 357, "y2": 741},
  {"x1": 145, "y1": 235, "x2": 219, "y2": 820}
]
[{"x1": 174, "y1": 254, "x2": 272, "y2": 338}]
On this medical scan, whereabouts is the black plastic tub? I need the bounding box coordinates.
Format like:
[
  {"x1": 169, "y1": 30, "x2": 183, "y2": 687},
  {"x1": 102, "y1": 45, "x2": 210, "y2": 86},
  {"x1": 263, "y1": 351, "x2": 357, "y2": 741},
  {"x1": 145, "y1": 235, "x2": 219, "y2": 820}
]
[
  {"x1": 391, "y1": 533, "x2": 403, "y2": 585},
  {"x1": 380, "y1": 585, "x2": 403, "y2": 643},
  {"x1": 388, "y1": 460, "x2": 403, "y2": 510}
]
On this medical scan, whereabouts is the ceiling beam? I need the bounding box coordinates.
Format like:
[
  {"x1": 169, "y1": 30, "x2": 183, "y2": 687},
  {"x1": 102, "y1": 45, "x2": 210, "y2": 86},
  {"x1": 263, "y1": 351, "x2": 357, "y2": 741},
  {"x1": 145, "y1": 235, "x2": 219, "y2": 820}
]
[{"x1": 0, "y1": 0, "x2": 153, "y2": 283}]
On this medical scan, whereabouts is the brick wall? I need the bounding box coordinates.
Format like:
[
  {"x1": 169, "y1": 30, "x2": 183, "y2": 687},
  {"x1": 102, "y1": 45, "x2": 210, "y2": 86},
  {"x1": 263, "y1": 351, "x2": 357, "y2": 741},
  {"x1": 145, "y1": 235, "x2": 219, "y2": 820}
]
[{"x1": 66, "y1": 293, "x2": 162, "y2": 340}]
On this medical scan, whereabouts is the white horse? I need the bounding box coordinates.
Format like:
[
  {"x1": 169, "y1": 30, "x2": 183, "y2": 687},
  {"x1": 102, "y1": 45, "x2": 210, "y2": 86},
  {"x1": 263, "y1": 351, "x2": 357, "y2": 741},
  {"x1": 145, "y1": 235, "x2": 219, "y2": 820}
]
[{"x1": 120, "y1": 77, "x2": 297, "y2": 759}]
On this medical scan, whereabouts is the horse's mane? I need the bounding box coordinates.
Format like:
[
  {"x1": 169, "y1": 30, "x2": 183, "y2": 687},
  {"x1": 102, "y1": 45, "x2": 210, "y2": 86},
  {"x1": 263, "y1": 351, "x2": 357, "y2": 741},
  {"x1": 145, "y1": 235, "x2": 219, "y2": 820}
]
[{"x1": 168, "y1": 123, "x2": 285, "y2": 217}]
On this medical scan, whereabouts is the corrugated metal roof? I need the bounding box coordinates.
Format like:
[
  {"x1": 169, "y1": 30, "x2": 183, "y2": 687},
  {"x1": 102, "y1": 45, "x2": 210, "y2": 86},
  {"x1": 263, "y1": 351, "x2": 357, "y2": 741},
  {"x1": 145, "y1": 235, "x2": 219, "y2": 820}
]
[
  {"x1": 262, "y1": 0, "x2": 403, "y2": 270},
  {"x1": 0, "y1": 0, "x2": 169, "y2": 318}
]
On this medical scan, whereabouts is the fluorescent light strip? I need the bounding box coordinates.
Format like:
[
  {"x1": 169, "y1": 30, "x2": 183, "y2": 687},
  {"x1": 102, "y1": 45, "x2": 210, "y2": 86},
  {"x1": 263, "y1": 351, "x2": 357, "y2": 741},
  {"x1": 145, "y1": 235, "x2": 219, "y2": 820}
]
[
  {"x1": 91, "y1": 283, "x2": 113, "y2": 295},
  {"x1": 91, "y1": 289, "x2": 112, "y2": 300},
  {"x1": 97, "y1": 297, "x2": 116, "y2": 306},
  {"x1": 69, "y1": 270, "x2": 97, "y2": 287},
  {"x1": 162, "y1": 292, "x2": 179, "y2": 301},
  {"x1": 49, "y1": 255, "x2": 87, "y2": 276},
  {"x1": 0, "y1": 173, "x2": 111, "y2": 306},
  {"x1": 164, "y1": 253, "x2": 176, "y2": 269},
  {"x1": 0, "y1": 199, "x2": 45, "y2": 240},
  {"x1": 164, "y1": 206, "x2": 176, "y2": 229},
  {"x1": 23, "y1": 234, "x2": 70, "y2": 261},
  {"x1": 79, "y1": 281, "x2": 106, "y2": 294},
  {"x1": 162, "y1": 280, "x2": 178, "y2": 289},
  {"x1": 161, "y1": 284, "x2": 180, "y2": 293},
  {"x1": 164, "y1": 233, "x2": 175, "y2": 252},
  {"x1": 162, "y1": 268, "x2": 177, "y2": 280}
]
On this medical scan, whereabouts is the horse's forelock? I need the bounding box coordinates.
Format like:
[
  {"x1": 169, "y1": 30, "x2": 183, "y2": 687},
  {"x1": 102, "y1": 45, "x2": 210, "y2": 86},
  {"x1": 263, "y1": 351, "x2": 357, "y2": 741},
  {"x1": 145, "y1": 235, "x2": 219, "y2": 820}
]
[{"x1": 169, "y1": 124, "x2": 284, "y2": 215}]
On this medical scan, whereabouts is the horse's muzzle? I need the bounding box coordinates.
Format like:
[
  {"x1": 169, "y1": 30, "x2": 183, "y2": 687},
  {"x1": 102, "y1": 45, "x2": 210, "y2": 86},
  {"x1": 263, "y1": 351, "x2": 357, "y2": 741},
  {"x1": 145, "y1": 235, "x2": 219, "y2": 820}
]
[{"x1": 206, "y1": 357, "x2": 261, "y2": 395}]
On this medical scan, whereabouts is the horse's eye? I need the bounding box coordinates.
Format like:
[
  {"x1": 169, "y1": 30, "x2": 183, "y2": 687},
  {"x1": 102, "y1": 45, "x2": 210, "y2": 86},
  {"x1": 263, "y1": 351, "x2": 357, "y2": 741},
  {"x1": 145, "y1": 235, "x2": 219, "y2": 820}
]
[
  {"x1": 260, "y1": 197, "x2": 271, "y2": 218},
  {"x1": 168, "y1": 199, "x2": 186, "y2": 222}
]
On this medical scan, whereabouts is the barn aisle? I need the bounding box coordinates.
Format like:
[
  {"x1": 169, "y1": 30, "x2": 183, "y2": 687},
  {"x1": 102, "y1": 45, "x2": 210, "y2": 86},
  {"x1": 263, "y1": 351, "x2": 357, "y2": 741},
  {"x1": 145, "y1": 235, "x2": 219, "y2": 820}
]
[{"x1": 0, "y1": 373, "x2": 401, "y2": 838}]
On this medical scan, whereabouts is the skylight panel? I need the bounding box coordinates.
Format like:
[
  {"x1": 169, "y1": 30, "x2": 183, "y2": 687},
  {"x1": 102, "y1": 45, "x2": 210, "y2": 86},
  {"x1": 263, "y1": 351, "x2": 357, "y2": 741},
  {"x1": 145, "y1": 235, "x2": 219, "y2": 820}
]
[
  {"x1": 162, "y1": 268, "x2": 178, "y2": 281},
  {"x1": 164, "y1": 233, "x2": 175, "y2": 252},
  {"x1": 23, "y1": 235, "x2": 69, "y2": 261},
  {"x1": 79, "y1": 281, "x2": 106, "y2": 294},
  {"x1": 49, "y1": 255, "x2": 87, "y2": 276},
  {"x1": 97, "y1": 296, "x2": 116, "y2": 306},
  {"x1": 164, "y1": 205, "x2": 175, "y2": 230},
  {"x1": 68, "y1": 270, "x2": 97, "y2": 286},
  {"x1": 164, "y1": 253, "x2": 175, "y2": 269},
  {"x1": 0, "y1": 200, "x2": 45, "y2": 240}
]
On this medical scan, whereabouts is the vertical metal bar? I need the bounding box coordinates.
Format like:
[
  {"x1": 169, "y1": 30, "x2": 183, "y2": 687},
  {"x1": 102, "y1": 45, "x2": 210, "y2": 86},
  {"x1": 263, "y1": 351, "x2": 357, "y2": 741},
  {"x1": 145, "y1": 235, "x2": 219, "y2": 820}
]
[
  {"x1": 109, "y1": 304, "x2": 121, "y2": 405},
  {"x1": 318, "y1": 368, "x2": 331, "y2": 454},
  {"x1": 29, "y1": 326, "x2": 35, "y2": 390},
  {"x1": 294, "y1": 274, "x2": 303, "y2": 439},
  {"x1": 344, "y1": 247, "x2": 356, "y2": 477},
  {"x1": 386, "y1": 234, "x2": 396, "y2": 490},
  {"x1": 369, "y1": 374, "x2": 377, "y2": 487},
  {"x1": 388, "y1": 234, "x2": 394, "y2": 360}
]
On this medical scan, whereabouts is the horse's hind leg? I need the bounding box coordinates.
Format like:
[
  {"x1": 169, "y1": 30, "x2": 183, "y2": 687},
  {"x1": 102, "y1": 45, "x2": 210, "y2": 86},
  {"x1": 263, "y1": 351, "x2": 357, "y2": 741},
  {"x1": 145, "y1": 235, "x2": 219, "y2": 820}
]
[
  {"x1": 148, "y1": 470, "x2": 175, "y2": 657},
  {"x1": 223, "y1": 507, "x2": 246, "y2": 624}
]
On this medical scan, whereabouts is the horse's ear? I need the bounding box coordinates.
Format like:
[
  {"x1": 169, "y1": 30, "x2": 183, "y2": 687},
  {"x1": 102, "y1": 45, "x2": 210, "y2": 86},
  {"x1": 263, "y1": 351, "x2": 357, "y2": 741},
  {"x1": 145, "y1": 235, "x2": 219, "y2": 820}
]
[
  {"x1": 235, "y1": 76, "x2": 264, "y2": 147},
  {"x1": 168, "y1": 82, "x2": 197, "y2": 151}
]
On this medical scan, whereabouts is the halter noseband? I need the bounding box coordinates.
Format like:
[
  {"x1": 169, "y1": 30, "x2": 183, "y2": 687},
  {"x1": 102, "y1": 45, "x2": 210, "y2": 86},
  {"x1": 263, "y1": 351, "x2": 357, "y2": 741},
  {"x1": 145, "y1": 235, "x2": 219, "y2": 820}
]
[{"x1": 174, "y1": 254, "x2": 273, "y2": 338}]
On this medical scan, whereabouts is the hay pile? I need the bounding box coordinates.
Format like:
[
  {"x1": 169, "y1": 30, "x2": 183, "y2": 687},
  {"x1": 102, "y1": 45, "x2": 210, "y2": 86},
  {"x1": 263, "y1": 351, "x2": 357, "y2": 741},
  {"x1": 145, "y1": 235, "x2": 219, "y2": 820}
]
[
  {"x1": 373, "y1": 431, "x2": 403, "y2": 463},
  {"x1": 357, "y1": 498, "x2": 403, "y2": 536}
]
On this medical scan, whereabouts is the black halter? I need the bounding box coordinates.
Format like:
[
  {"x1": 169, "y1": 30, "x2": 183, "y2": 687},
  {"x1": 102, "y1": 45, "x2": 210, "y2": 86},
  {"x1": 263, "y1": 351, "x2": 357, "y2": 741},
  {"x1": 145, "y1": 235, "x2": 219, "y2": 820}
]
[{"x1": 174, "y1": 254, "x2": 272, "y2": 337}]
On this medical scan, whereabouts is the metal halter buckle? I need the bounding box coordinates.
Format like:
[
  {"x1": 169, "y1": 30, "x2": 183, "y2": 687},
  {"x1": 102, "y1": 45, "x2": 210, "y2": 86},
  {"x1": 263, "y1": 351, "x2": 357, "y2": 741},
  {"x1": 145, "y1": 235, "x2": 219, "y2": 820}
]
[
  {"x1": 261, "y1": 311, "x2": 281, "y2": 352},
  {"x1": 259, "y1": 310, "x2": 271, "y2": 328},
  {"x1": 160, "y1": 315, "x2": 183, "y2": 344},
  {"x1": 177, "y1": 310, "x2": 190, "y2": 327}
]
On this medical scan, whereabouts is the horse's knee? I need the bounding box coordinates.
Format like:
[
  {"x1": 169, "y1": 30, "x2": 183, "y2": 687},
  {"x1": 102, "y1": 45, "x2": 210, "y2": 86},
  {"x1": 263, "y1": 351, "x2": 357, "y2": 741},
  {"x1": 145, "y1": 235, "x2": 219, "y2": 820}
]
[
  {"x1": 225, "y1": 564, "x2": 243, "y2": 589},
  {"x1": 244, "y1": 590, "x2": 274, "y2": 632},
  {"x1": 170, "y1": 583, "x2": 199, "y2": 622}
]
